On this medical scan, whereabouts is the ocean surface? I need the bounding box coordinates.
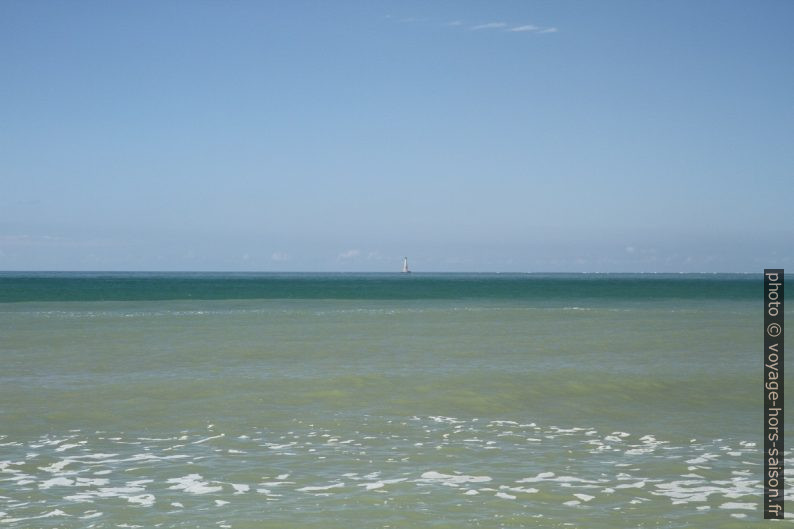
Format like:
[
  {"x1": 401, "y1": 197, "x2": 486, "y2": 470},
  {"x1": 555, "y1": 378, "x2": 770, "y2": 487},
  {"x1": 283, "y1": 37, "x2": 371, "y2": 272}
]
[{"x1": 0, "y1": 272, "x2": 787, "y2": 528}]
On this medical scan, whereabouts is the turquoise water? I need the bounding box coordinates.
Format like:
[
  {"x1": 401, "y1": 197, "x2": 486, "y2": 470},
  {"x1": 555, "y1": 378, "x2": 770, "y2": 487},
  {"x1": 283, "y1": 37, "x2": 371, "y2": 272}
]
[{"x1": 0, "y1": 273, "x2": 787, "y2": 527}]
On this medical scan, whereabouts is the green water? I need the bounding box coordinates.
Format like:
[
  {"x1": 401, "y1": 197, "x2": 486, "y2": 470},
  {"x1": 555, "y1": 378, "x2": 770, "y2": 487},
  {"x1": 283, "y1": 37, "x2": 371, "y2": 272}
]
[{"x1": 0, "y1": 273, "x2": 786, "y2": 527}]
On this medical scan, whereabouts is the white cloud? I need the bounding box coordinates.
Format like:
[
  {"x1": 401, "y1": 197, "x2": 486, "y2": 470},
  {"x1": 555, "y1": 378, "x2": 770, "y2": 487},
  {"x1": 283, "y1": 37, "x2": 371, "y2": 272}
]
[
  {"x1": 338, "y1": 249, "x2": 360, "y2": 260},
  {"x1": 271, "y1": 251, "x2": 289, "y2": 262},
  {"x1": 509, "y1": 25, "x2": 539, "y2": 32},
  {"x1": 390, "y1": 16, "x2": 558, "y2": 36},
  {"x1": 471, "y1": 22, "x2": 507, "y2": 30}
]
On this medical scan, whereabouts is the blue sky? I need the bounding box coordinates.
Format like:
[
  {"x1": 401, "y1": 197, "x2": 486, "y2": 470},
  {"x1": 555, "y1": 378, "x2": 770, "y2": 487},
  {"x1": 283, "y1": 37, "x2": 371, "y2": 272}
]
[{"x1": 1, "y1": 1, "x2": 792, "y2": 272}]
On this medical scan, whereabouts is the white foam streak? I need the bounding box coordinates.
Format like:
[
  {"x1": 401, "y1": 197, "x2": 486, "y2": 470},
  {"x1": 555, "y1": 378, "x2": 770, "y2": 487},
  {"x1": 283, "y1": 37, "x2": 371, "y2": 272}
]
[{"x1": 166, "y1": 474, "x2": 222, "y2": 494}]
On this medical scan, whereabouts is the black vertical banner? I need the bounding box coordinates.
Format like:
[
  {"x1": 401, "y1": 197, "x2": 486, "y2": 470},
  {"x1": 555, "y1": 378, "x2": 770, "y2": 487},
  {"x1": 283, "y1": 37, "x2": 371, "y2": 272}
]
[{"x1": 764, "y1": 269, "x2": 784, "y2": 519}]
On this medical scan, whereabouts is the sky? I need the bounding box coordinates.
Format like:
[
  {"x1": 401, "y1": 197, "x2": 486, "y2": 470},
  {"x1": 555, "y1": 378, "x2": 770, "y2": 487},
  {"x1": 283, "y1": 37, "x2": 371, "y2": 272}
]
[{"x1": 1, "y1": 0, "x2": 792, "y2": 272}]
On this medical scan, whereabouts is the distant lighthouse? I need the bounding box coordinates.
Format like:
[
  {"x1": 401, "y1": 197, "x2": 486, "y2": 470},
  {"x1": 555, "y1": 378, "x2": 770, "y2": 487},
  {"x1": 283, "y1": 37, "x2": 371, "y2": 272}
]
[{"x1": 402, "y1": 257, "x2": 411, "y2": 274}]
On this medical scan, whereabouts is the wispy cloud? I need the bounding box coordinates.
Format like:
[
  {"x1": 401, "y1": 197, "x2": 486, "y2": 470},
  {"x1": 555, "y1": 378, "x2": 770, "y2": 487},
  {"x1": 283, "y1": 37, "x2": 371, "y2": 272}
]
[
  {"x1": 508, "y1": 24, "x2": 557, "y2": 34},
  {"x1": 338, "y1": 249, "x2": 360, "y2": 260},
  {"x1": 271, "y1": 251, "x2": 289, "y2": 262},
  {"x1": 387, "y1": 15, "x2": 558, "y2": 36},
  {"x1": 467, "y1": 20, "x2": 558, "y2": 35},
  {"x1": 509, "y1": 24, "x2": 539, "y2": 32},
  {"x1": 471, "y1": 22, "x2": 508, "y2": 30}
]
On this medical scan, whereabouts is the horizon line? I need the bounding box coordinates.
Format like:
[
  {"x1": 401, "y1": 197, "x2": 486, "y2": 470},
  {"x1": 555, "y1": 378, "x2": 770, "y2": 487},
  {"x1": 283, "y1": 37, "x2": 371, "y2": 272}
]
[{"x1": 0, "y1": 270, "x2": 763, "y2": 275}]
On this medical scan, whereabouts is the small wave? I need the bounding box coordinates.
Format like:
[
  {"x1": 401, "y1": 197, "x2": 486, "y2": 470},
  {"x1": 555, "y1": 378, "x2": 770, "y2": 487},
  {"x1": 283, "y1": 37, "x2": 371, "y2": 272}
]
[{"x1": 0, "y1": 417, "x2": 770, "y2": 525}]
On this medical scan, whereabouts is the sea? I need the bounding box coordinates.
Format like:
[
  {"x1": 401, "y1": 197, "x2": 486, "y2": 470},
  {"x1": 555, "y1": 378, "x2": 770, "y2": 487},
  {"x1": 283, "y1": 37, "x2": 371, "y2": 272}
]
[{"x1": 0, "y1": 272, "x2": 787, "y2": 528}]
